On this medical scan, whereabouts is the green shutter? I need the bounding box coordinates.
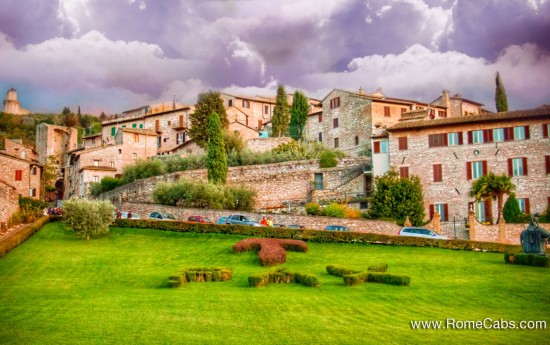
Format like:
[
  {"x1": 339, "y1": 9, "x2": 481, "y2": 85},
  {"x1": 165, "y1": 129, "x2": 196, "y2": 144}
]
[
  {"x1": 111, "y1": 127, "x2": 116, "y2": 136},
  {"x1": 139, "y1": 124, "x2": 143, "y2": 128},
  {"x1": 132, "y1": 123, "x2": 137, "y2": 128}
]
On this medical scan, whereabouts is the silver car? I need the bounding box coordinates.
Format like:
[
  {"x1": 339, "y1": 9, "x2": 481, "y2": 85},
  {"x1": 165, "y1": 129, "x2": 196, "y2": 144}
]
[{"x1": 398, "y1": 227, "x2": 447, "y2": 239}]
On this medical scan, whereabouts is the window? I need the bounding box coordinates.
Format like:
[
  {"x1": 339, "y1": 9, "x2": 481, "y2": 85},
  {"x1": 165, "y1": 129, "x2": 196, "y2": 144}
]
[
  {"x1": 433, "y1": 164, "x2": 442, "y2": 182},
  {"x1": 467, "y1": 129, "x2": 493, "y2": 144},
  {"x1": 373, "y1": 140, "x2": 388, "y2": 154},
  {"x1": 318, "y1": 132, "x2": 322, "y2": 142},
  {"x1": 155, "y1": 120, "x2": 160, "y2": 132},
  {"x1": 447, "y1": 132, "x2": 463, "y2": 146},
  {"x1": 508, "y1": 158, "x2": 528, "y2": 176},
  {"x1": 384, "y1": 106, "x2": 390, "y2": 117},
  {"x1": 111, "y1": 127, "x2": 116, "y2": 136},
  {"x1": 20, "y1": 151, "x2": 26, "y2": 159},
  {"x1": 132, "y1": 123, "x2": 137, "y2": 128},
  {"x1": 264, "y1": 105, "x2": 269, "y2": 114},
  {"x1": 399, "y1": 167, "x2": 409, "y2": 179},
  {"x1": 431, "y1": 203, "x2": 448, "y2": 221},
  {"x1": 139, "y1": 124, "x2": 143, "y2": 129},
  {"x1": 513, "y1": 126, "x2": 529, "y2": 140},
  {"x1": 314, "y1": 173, "x2": 323, "y2": 190},
  {"x1": 428, "y1": 133, "x2": 447, "y2": 147},
  {"x1": 177, "y1": 132, "x2": 185, "y2": 145},
  {"x1": 517, "y1": 198, "x2": 530, "y2": 214},
  {"x1": 228, "y1": 99, "x2": 233, "y2": 107},
  {"x1": 546, "y1": 156, "x2": 550, "y2": 174},
  {"x1": 466, "y1": 160, "x2": 487, "y2": 180},
  {"x1": 334, "y1": 138, "x2": 339, "y2": 148},
  {"x1": 93, "y1": 160, "x2": 99, "y2": 167},
  {"x1": 119, "y1": 149, "x2": 122, "y2": 154},
  {"x1": 93, "y1": 176, "x2": 99, "y2": 183},
  {"x1": 543, "y1": 123, "x2": 549, "y2": 138},
  {"x1": 473, "y1": 201, "x2": 487, "y2": 222},
  {"x1": 121, "y1": 125, "x2": 126, "y2": 128},
  {"x1": 355, "y1": 136, "x2": 359, "y2": 146},
  {"x1": 29, "y1": 188, "x2": 36, "y2": 197},
  {"x1": 472, "y1": 130, "x2": 484, "y2": 144},
  {"x1": 157, "y1": 137, "x2": 161, "y2": 148},
  {"x1": 91, "y1": 138, "x2": 96, "y2": 146},
  {"x1": 242, "y1": 100, "x2": 250, "y2": 108},
  {"x1": 132, "y1": 153, "x2": 137, "y2": 160},
  {"x1": 398, "y1": 137, "x2": 408, "y2": 150},
  {"x1": 32, "y1": 167, "x2": 38, "y2": 175},
  {"x1": 438, "y1": 110, "x2": 447, "y2": 118},
  {"x1": 318, "y1": 113, "x2": 322, "y2": 122},
  {"x1": 333, "y1": 118, "x2": 339, "y2": 128},
  {"x1": 110, "y1": 161, "x2": 115, "y2": 168},
  {"x1": 493, "y1": 128, "x2": 504, "y2": 142},
  {"x1": 133, "y1": 133, "x2": 139, "y2": 142},
  {"x1": 329, "y1": 97, "x2": 340, "y2": 109},
  {"x1": 401, "y1": 108, "x2": 407, "y2": 114}
]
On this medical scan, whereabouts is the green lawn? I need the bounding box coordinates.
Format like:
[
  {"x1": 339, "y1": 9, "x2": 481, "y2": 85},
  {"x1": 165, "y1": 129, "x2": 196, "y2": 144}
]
[{"x1": 0, "y1": 222, "x2": 548, "y2": 345}]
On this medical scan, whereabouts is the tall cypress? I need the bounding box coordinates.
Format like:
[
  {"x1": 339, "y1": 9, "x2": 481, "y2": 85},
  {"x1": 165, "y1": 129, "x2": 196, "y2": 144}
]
[
  {"x1": 271, "y1": 85, "x2": 290, "y2": 137},
  {"x1": 289, "y1": 91, "x2": 309, "y2": 140},
  {"x1": 190, "y1": 91, "x2": 228, "y2": 148},
  {"x1": 206, "y1": 112, "x2": 228, "y2": 185},
  {"x1": 495, "y1": 72, "x2": 509, "y2": 112}
]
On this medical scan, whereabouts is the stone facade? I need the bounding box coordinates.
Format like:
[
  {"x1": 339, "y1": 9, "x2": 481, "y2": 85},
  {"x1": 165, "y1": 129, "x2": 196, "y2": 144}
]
[
  {"x1": 0, "y1": 152, "x2": 42, "y2": 199},
  {"x1": 0, "y1": 179, "x2": 19, "y2": 230},
  {"x1": 1, "y1": 138, "x2": 37, "y2": 162},
  {"x1": 431, "y1": 90, "x2": 485, "y2": 117},
  {"x1": 387, "y1": 106, "x2": 550, "y2": 223},
  {"x1": 2, "y1": 88, "x2": 31, "y2": 115},
  {"x1": 99, "y1": 157, "x2": 370, "y2": 210},
  {"x1": 35, "y1": 123, "x2": 79, "y2": 186},
  {"x1": 246, "y1": 137, "x2": 292, "y2": 153}
]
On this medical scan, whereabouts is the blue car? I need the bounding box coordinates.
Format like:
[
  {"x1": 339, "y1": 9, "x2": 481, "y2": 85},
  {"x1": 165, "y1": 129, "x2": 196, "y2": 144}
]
[
  {"x1": 217, "y1": 216, "x2": 228, "y2": 224},
  {"x1": 224, "y1": 214, "x2": 264, "y2": 227},
  {"x1": 325, "y1": 225, "x2": 350, "y2": 231}
]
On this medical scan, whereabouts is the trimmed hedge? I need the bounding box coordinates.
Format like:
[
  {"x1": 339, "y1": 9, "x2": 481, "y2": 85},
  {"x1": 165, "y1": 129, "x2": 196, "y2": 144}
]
[
  {"x1": 326, "y1": 265, "x2": 361, "y2": 277},
  {"x1": 168, "y1": 267, "x2": 233, "y2": 287},
  {"x1": 368, "y1": 263, "x2": 388, "y2": 272},
  {"x1": 343, "y1": 272, "x2": 410, "y2": 287},
  {"x1": 112, "y1": 219, "x2": 526, "y2": 253},
  {"x1": 0, "y1": 216, "x2": 53, "y2": 257},
  {"x1": 504, "y1": 253, "x2": 549, "y2": 267},
  {"x1": 248, "y1": 268, "x2": 319, "y2": 288},
  {"x1": 232, "y1": 238, "x2": 308, "y2": 266}
]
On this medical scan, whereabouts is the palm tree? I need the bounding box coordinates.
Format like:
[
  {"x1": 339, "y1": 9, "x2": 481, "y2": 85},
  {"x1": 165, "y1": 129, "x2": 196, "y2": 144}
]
[{"x1": 469, "y1": 173, "x2": 515, "y2": 223}]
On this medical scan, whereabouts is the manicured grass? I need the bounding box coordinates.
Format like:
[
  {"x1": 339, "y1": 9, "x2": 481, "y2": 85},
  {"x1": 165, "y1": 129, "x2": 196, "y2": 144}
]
[{"x1": 1, "y1": 222, "x2": 549, "y2": 344}]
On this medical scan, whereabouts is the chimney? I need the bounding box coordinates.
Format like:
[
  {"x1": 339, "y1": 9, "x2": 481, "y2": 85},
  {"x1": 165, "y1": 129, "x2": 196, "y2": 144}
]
[{"x1": 441, "y1": 90, "x2": 451, "y2": 108}]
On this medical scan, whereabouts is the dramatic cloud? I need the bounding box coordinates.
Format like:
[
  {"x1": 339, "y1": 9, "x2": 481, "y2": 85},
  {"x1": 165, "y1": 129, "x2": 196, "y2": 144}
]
[{"x1": 0, "y1": 0, "x2": 548, "y2": 114}]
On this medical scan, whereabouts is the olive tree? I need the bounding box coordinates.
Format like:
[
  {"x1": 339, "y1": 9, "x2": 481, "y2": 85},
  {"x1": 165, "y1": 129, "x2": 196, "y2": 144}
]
[{"x1": 63, "y1": 199, "x2": 115, "y2": 240}]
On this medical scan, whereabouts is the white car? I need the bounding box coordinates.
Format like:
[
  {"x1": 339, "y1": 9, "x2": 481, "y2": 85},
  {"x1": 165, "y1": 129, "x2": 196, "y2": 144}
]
[
  {"x1": 114, "y1": 211, "x2": 140, "y2": 219},
  {"x1": 398, "y1": 227, "x2": 447, "y2": 239}
]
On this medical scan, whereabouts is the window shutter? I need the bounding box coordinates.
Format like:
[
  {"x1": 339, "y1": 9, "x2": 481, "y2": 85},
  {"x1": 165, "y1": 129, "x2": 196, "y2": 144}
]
[
  {"x1": 525, "y1": 198, "x2": 530, "y2": 214},
  {"x1": 524, "y1": 126, "x2": 530, "y2": 140},
  {"x1": 505, "y1": 127, "x2": 514, "y2": 141},
  {"x1": 428, "y1": 135, "x2": 434, "y2": 147},
  {"x1": 482, "y1": 161, "x2": 488, "y2": 176},
  {"x1": 522, "y1": 157, "x2": 528, "y2": 175},
  {"x1": 546, "y1": 156, "x2": 550, "y2": 174},
  {"x1": 543, "y1": 124, "x2": 549, "y2": 138},
  {"x1": 507, "y1": 159, "x2": 513, "y2": 176},
  {"x1": 373, "y1": 141, "x2": 380, "y2": 153},
  {"x1": 484, "y1": 201, "x2": 491, "y2": 223},
  {"x1": 458, "y1": 132, "x2": 463, "y2": 145},
  {"x1": 467, "y1": 131, "x2": 473, "y2": 144},
  {"x1": 443, "y1": 204, "x2": 449, "y2": 221},
  {"x1": 429, "y1": 205, "x2": 434, "y2": 219},
  {"x1": 466, "y1": 162, "x2": 472, "y2": 180},
  {"x1": 443, "y1": 134, "x2": 448, "y2": 146},
  {"x1": 483, "y1": 130, "x2": 488, "y2": 143}
]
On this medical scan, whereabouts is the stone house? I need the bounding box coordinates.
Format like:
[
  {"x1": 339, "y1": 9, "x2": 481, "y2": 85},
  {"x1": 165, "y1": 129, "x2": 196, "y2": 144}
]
[
  {"x1": 386, "y1": 105, "x2": 550, "y2": 223},
  {"x1": 304, "y1": 88, "x2": 449, "y2": 157},
  {"x1": 65, "y1": 128, "x2": 158, "y2": 198},
  {"x1": 1, "y1": 137, "x2": 37, "y2": 162},
  {"x1": 0, "y1": 151, "x2": 42, "y2": 199},
  {"x1": 431, "y1": 90, "x2": 486, "y2": 117},
  {"x1": 0, "y1": 178, "x2": 19, "y2": 230}
]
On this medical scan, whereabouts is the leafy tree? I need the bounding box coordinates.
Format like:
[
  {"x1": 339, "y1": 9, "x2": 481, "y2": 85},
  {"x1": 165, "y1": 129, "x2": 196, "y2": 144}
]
[
  {"x1": 319, "y1": 150, "x2": 338, "y2": 168},
  {"x1": 495, "y1": 71, "x2": 508, "y2": 112},
  {"x1": 271, "y1": 85, "x2": 290, "y2": 137},
  {"x1": 41, "y1": 155, "x2": 59, "y2": 197},
  {"x1": 288, "y1": 91, "x2": 309, "y2": 140},
  {"x1": 223, "y1": 130, "x2": 245, "y2": 153},
  {"x1": 502, "y1": 194, "x2": 524, "y2": 223},
  {"x1": 62, "y1": 106, "x2": 71, "y2": 115},
  {"x1": 207, "y1": 112, "x2": 228, "y2": 184},
  {"x1": 62, "y1": 199, "x2": 115, "y2": 240},
  {"x1": 369, "y1": 169, "x2": 425, "y2": 226},
  {"x1": 63, "y1": 113, "x2": 80, "y2": 127},
  {"x1": 122, "y1": 159, "x2": 165, "y2": 184},
  {"x1": 99, "y1": 112, "x2": 107, "y2": 121},
  {"x1": 469, "y1": 172, "x2": 515, "y2": 223},
  {"x1": 189, "y1": 91, "x2": 228, "y2": 148}
]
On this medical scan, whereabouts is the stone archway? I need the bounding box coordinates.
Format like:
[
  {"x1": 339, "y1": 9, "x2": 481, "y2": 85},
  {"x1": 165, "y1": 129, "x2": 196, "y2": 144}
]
[{"x1": 54, "y1": 179, "x2": 65, "y2": 200}]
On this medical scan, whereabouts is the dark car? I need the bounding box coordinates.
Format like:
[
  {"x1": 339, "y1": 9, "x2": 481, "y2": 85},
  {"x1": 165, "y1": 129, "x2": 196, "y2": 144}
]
[
  {"x1": 398, "y1": 227, "x2": 447, "y2": 239},
  {"x1": 187, "y1": 215, "x2": 213, "y2": 223},
  {"x1": 325, "y1": 225, "x2": 350, "y2": 231},
  {"x1": 149, "y1": 212, "x2": 176, "y2": 221},
  {"x1": 224, "y1": 214, "x2": 264, "y2": 227}
]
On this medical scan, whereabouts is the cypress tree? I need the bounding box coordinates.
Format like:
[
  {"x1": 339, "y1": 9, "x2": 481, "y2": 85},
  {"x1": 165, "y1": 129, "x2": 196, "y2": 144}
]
[
  {"x1": 289, "y1": 91, "x2": 309, "y2": 140},
  {"x1": 495, "y1": 71, "x2": 508, "y2": 112},
  {"x1": 189, "y1": 91, "x2": 228, "y2": 148},
  {"x1": 206, "y1": 112, "x2": 228, "y2": 185},
  {"x1": 271, "y1": 85, "x2": 290, "y2": 137}
]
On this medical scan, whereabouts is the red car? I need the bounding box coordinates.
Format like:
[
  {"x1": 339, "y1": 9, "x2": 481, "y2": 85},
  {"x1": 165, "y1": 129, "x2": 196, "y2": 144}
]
[{"x1": 187, "y1": 215, "x2": 213, "y2": 223}]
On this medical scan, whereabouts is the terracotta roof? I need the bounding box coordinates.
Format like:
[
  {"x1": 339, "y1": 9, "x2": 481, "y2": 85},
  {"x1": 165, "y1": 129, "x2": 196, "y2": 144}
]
[
  {"x1": 120, "y1": 128, "x2": 158, "y2": 136},
  {"x1": 79, "y1": 165, "x2": 117, "y2": 172},
  {"x1": 221, "y1": 92, "x2": 277, "y2": 104},
  {"x1": 388, "y1": 106, "x2": 550, "y2": 131},
  {"x1": 82, "y1": 133, "x2": 102, "y2": 139},
  {"x1": 0, "y1": 151, "x2": 41, "y2": 165},
  {"x1": 320, "y1": 88, "x2": 444, "y2": 108}
]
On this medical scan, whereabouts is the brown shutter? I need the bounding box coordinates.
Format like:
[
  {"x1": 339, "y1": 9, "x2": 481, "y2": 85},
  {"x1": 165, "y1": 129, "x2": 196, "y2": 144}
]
[
  {"x1": 466, "y1": 162, "x2": 472, "y2": 180},
  {"x1": 482, "y1": 160, "x2": 488, "y2": 176},
  {"x1": 506, "y1": 127, "x2": 514, "y2": 141},
  {"x1": 428, "y1": 134, "x2": 434, "y2": 147},
  {"x1": 429, "y1": 205, "x2": 434, "y2": 219},
  {"x1": 484, "y1": 201, "x2": 491, "y2": 223},
  {"x1": 507, "y1": 159, "x2": 513, "y2": 176},
  {"x1": 543, "y1": 124, "x2": 549, "y2": 138},
  {"x1": 483, "y1": 130, "x2": 489, "y2": 143},
  {"x1": 546, "y1": 156, "x2": 550, "y2": 174},
  {"x1": 443, "y1": 134, "x2": 448, "y2": 146},
  {"x1": 525, "y1": 198, "x2": 530, "y2": 214},
  {"x1": 524, "y1": 126, "x2": 530, "y2": 139},
  {"x1": 374, "y1": 141, "x2": 380, "y2": 153},
  {"x1": 486, "y1": 129, "x2": 493, "y2": 143},
  {"x1": 443, "y1": 204, "x2": 449, "y2": 221},
  {"x1": 458, "y1": 132, "x2": 463, "y2": 145},
  {"x1": 522, "y1": 157, "x2": 528, "y2": 175},
  {"x1": 467, "y1": 131, "x2": 473, "y2": 144}
]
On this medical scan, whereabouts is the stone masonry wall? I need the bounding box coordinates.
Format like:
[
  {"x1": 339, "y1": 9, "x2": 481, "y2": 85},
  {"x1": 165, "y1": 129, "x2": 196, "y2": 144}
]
[
  {"x1": 246, "y1": 137, "x2": 292, "y2": 153},
  {"x1": 0, "y1": 183, "x2": 18, "y2": 231}
]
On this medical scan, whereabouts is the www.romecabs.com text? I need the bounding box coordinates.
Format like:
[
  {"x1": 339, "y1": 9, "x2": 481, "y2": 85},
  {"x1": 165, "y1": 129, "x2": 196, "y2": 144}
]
[{"x1": 410, "y1": 318, "x2": 547, "y2": 330}]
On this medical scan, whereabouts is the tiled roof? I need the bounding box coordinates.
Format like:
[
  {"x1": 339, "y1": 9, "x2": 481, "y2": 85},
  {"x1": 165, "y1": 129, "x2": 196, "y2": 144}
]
[
  {"x1": 388, "y1": 106, "x2": 550, "y2": 131},
  {"x1": 79, "y1": 165, "x2": 117, "y2": 172},
  {"x1": 120, "y1": 128, "x2": 158, "y2": 136}
]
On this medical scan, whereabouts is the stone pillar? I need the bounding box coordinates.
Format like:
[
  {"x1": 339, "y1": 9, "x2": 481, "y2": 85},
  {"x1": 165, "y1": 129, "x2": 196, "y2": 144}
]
[
  {"x1": 433, "y1": 211, "x2": 441, "y2": 234},
  {"x1": 498, "y1": 218, "x2": 507, "y2": 243},
  {"x1": 468, "y1": 209, "x2": 476, "y2": 241}
]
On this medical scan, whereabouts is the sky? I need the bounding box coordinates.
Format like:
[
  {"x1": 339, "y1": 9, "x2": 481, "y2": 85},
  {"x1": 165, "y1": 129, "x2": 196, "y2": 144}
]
[{"x1": 0, "y1": 0, "x2": 549, "y2": 115}]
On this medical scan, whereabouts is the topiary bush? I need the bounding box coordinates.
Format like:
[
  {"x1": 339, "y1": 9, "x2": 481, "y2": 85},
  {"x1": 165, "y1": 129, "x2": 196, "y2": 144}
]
[
  {"x1": 169, "y1": 267, "x2": 233, "y2": 287},
  {"x1": 342, "y1": 272, "x2": 410, "y2": 286},
  {"x1": 502, "y1": 194, "x2": 526, "y2": 223},
  {"x1": 248, "y1": 268, "x2": 319, "y2": 288},
  {"x1": 233, "y1": 238, "x2": 308, "y2": 266},
  {"x1": 368, "y1": 263, "x2": 388, "y2": 272},
  {"x1": 63, "y1": 198, "x2": 115, "y2": 240},
  {"x1": 504, "y1": 253, "x2": 549, "y2": 267},
  {"x1": 326, "y1": 265, "x2": 361, "y2": 277}
]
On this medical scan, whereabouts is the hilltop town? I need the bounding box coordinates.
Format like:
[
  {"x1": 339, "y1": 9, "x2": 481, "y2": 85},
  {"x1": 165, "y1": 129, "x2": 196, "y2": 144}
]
[{"x1": 1, "y1": 86, "x2": 549, "y2": 239}]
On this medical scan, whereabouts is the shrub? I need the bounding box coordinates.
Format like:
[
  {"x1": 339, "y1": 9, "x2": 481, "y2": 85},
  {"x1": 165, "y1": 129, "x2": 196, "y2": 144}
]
[
  {"x1": 122, "y1": 159, "x2": 165, "y2": 184},
  {"x1": 248, "y1": 268, "x2": 319, "y2": 288},
  {"x1": 169, "y1": 267, "x2": 233, "y2": 287},
  {"x1": 17, "y1": 197, "x2": 49, "y2": 223},
  {"x1": 368, "y1": 263, "x2": 388, "y2": 272},
  {"x1": 233, "y1": 238, "x2": 308, "y2": 266},
  {"x1": 305, "y1": 202, "x2": 322, "y2": 216},
  {"x1": 319, "y1": 150, "x2": 338, "y2": 168},
  {"x1": 505, "y1": 254, "x2": 549, "y2": 267},
  {"x1": 63, "y1": 199, "x2": 115, "y2": 240},
  {"x1": 503, "y1": 194, "x2": 525, "y2": 223},
  {"x1": 168, "y1": 275, "x2": 183, "y2": 288},
  {"x1": 366, "y1": 273, "x2": 410, "y2": 286},
  {"x1": 343, "y1": 272, "x2": 369, "y2": 286},
  {"x1": 326, "y1": 265, "x2": 361, "y2": 277},
  {"x1": 344, "y1": 207, "x2": 361, "y2": 219},
  {"x1": 322, "y1": 203, "x2": 346, "y2": 218}
]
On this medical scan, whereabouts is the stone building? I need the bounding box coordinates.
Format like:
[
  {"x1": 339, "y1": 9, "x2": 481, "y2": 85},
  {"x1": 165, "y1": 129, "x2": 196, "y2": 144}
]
[
  {"x1": 65, "y1": 128, "x2": 158, "y2": 198},
  {"x1": 304, "y1": 88, "x2": 449, "y2": 157},
  {"x1": 431, "y1": 90, "x2": 486, "y2": 117},
  {"x1": 0, "y1": 151, "x2": 42, "y2": 199},
  {"x1": 2, "y1": 88, "x2": 31, "y2": 115},
  {"x1": 386, "y1": 105, "x2": 550, "y2": 223},
  {"x1": 1, "y1": 137, "x2": 37, "y2": 162},
  {"x1": 0, "y1": 178, "x2": 19, "y2": 230}
]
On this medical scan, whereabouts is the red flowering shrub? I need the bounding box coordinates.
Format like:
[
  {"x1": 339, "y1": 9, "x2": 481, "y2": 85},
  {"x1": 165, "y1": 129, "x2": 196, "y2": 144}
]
[{"x1": 232, "y1": 238, "x2": 308, "y2": 266}]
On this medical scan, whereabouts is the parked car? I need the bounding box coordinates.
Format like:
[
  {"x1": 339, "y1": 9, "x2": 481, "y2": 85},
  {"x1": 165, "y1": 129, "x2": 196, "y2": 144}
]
[
  {"x1": 287, "y1": 224, "x2": 304, "y2": 229},
  {"x1": 149, "y1": 212, "x2": 176, "y2": 221},
  {"x1": 224, "y1": 214, "x2": 264, "y2": 227},
  {"x1": 216, "y1": 216, "x2": 228, "y2": 224},
  {"x1": 398, "y1": 227, "x2": 447, "y2": 239},
  {"x1": 325, "y1": 225, "x2": 350, "y2": 231},
  {"x1": 113, "y1": 211, "x2": 140, "y2": 219},
  {"x1": 187, "y1": 215, "x2": 212, "y2": 223}
]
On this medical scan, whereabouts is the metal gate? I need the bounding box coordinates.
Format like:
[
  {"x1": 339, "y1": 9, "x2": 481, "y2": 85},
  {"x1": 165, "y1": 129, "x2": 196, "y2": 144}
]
[{"x1": 439, "y1": 215, "x2": 470, "y2": 240}]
